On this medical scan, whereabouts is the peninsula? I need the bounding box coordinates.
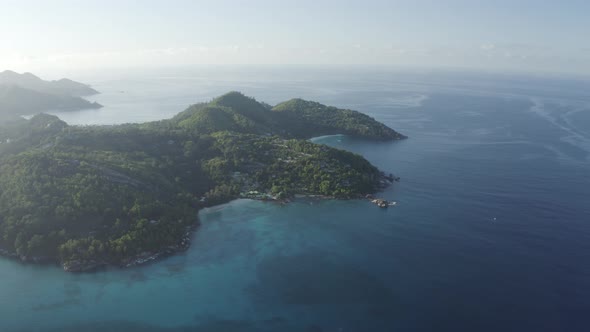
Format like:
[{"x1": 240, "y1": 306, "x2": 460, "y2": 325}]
[
  {"x1": 0, "y1": 70, "x2": 102, "y2": 120},
  {"x1": 0, "y1": 91, "x2": 405, "y2": 271}
]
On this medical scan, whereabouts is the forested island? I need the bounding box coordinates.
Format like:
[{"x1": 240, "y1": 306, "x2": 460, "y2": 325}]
[
  {"x1": 0, "y1": 91, "x2": 405, "y2": 272},
  {"x1": 0, "y1": 70, "x2": 102, "y2": 121}
]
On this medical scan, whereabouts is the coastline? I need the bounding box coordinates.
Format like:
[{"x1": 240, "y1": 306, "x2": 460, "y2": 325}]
[
  {"x1": 0, "y1": 175, "x2": 396, "y2": 273},
  {"x1": 61, "y1": 224, "x2": 197, "y2": 273},
  {"x1": 0, "y1": 135, "x2": 399, "y2": 273}
]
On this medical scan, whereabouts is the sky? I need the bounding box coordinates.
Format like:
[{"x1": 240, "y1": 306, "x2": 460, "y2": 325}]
[{"x1": 1, "y1": 0, "x2": 589, "y2": 76}]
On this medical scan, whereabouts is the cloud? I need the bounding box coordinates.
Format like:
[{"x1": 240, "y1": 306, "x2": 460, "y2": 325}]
[{"x1": 480, "y1": 43, "x2": 496, "y2": 51}]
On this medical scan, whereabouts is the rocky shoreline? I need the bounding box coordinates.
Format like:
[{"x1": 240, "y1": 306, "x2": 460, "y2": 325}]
[
  {"x1": 0, "y1": 225, "x2": 196, "y2": 273},
  {"x1": 61, "y1": 225, "x2": 195, "y2": 273},
  {"x1": 244, "y1": 171, "x2": 397, "y2": 206}
]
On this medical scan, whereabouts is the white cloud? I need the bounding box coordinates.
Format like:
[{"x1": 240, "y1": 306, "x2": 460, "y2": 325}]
[{"x1": 480, "y1": 43, "x2": 496, "y2": 51}]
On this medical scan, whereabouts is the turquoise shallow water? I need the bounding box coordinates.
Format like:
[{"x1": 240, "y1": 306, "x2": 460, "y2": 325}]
[
  {"x1": 0, "y1": 198, "x2": 409, "y2": 331},
  {"x1": 2, "y1": 68, "x2": 590, "y2": 331}
]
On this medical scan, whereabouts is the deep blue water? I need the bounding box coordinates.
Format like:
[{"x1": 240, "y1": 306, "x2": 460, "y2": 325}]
[{"x1": 2, "y1": 67, "x2": 590, "y2": 331}]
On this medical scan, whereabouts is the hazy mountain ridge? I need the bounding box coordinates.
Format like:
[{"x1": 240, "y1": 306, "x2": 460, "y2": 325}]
[
  {"x1": 0, "y1": 70, "x2": 99, "y2": 96},
  {"x1": 0, "y1": 71, "x2": 102, "y2": 119}
]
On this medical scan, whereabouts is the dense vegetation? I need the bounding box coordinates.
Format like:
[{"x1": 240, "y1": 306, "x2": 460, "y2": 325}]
[
  {"x1": 0, "y1": 92, "x2": 403, "y2": 271},
  {"x1": 172, "y1": 92, "x2": 405, "y2": 140},
  {"x1": 273, "y1": 98, "x2": 406, "y2": 140}
]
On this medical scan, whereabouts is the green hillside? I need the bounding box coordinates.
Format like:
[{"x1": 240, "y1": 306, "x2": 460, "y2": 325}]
[{"x1": 0, "y1": 92, "x2": 404, "y2": 271}]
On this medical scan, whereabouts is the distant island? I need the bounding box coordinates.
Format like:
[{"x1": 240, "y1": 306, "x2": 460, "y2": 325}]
[
  {"x1": 0, "y1": 70, "x2": 102, "y2": 120},
  {"x1": 0, "y1": 91, "x2": 405, "y2": 272}
]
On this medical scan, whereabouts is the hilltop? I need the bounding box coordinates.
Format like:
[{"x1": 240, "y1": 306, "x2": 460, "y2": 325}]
[{"x1": 172, "y1": 91, "x2": 406, "y2": 140}]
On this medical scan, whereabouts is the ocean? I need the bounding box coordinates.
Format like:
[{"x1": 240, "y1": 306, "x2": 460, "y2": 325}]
[{"x1": 1, "y1": 67, "x2": 589, "y2": 331}]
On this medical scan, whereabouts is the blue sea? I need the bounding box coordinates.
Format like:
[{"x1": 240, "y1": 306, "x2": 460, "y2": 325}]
[{"x1": 2, "y1": 67, "x2": 590, "y2": 331}]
